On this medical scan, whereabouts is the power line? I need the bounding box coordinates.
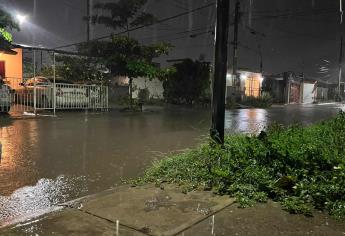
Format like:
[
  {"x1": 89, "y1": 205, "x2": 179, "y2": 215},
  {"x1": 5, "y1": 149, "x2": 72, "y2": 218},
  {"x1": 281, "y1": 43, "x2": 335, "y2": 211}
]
[
  {"x1": 139, "y1": 25, "x2": 214, "y2": 41},
  {"x1": 250, "y1": 8, "x2": 338, "y2": 20},
  {"x1": 54, "y1": 2, "x2": 216, "y2": 50}
]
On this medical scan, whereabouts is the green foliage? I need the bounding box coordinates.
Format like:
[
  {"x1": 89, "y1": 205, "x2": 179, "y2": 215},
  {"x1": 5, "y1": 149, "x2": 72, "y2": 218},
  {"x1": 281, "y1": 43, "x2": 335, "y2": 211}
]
[
  {"x1": 241, "y1": 94, "x2": 273, "y2": 108},
  {"x1": 91, "y1": 0, "x2": 156, "y2": 30},
  {"x1": 135, "y1": 112, "x2": 345, "y2": 219},
  {"x1": 0, "y1": 7, "x2": 19, "y2": 48},
  {"x1": 78, "y1": 36, "x2": 173, "y2": 107},
  {"x1": 78, "y1": 36, "x2": 173, "y2": 79},
  {"x1": 38, "y1": 65, "x2": 54, "y2": 77},
  {"x1": 0, "y1": 8, "x2": 19, "y2": 30},
  {"x1": 0, "y1": 28, "x2": 13, "y2": 42},
  {"x1": 127, "y1": 61, "x2": 159, "y2": 79},
  {"x1": 55, "y1": 55, "x2": 109, "y2": 84},
  {"x1": 226, "y1": 96, "x2": 238, "y2": 109},
  {"x1": 163, "y1": 59, "x2": 211, "y2": 105}
]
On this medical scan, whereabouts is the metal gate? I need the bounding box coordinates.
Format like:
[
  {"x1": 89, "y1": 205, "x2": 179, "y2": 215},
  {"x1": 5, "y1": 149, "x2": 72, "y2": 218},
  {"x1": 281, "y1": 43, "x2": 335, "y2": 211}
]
[{"x1": 2, "y1": 77, "x2": 108, "y2": 115}]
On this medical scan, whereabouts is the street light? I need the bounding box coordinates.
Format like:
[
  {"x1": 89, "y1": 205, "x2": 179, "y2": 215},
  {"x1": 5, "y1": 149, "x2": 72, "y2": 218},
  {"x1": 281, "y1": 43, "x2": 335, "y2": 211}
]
[{"x1": 16, "y1": 14, "x2": 27, "y2": 25}]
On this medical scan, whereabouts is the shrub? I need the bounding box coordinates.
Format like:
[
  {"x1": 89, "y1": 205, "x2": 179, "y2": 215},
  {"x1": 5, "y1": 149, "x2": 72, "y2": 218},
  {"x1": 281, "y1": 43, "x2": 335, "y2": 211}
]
[
  {"x1": 242, "y1": 94, "x2": 273, "y2": 108},
  {"x1": 134, "y1": 112, "x2": 345, "y2": 219}
]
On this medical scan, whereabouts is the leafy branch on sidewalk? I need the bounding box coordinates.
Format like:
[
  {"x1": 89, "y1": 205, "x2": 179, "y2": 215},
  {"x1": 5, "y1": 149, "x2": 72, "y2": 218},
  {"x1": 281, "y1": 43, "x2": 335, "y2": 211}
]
[{"x1": 133, "y1": 112, "x2": 345, "y2": 219}]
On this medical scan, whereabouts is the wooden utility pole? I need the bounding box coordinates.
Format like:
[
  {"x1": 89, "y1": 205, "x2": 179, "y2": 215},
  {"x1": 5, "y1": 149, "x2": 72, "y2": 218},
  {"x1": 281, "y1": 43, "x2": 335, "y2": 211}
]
[
  {"x1": 232, "y1": 0, "x2": 240, "y2": 90},
  {"x1": 259, "y1": 43, "x2": 263, "y2": 73},
  {"x1": 211, "y1": 0, "x2": 230, "y2": 144},
  {"x1": 339, "y1": 0, "x2": 344, "y2": 98}
]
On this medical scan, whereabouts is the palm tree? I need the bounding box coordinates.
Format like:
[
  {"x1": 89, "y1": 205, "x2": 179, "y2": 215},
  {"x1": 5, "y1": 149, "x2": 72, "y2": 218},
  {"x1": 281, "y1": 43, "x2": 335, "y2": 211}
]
[{"x1": 90, "y1": 0, "x2": 156, "y2": 35}]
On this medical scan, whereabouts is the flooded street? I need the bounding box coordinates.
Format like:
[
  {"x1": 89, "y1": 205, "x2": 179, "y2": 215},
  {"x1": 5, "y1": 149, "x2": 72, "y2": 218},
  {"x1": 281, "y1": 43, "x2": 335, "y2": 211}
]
[{"x1": 0, "y1": 104, "x2": 344, "y2": 225}]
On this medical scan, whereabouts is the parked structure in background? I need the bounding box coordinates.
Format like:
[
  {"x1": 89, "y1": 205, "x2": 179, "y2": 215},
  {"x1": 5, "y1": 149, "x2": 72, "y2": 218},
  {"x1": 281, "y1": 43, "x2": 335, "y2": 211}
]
[
  {"x1": 226, "y1": 70, "x2": 264, "y2": 101},
  {"x1": 132, "y1": 77, "x2": 164, "y2": 100},
  {"x1": 262, "y1": 72, "x2": 339, "y2": 104},
  {"x1": 110, "y1": 76, "x2": 163, "y2": 103}
]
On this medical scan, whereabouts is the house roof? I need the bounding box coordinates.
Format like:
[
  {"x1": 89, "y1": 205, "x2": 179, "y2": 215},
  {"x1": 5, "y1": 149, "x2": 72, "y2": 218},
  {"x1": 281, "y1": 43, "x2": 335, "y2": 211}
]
[{"x1": 0, "y1": 38, "x2": 18, "y2": 55}]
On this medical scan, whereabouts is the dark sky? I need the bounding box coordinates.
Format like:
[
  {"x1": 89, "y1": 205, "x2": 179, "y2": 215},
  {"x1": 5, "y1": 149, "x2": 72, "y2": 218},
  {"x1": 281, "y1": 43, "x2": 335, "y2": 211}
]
[{"x1": 1, "y1": 0, "x2": 344, "y2": 81}]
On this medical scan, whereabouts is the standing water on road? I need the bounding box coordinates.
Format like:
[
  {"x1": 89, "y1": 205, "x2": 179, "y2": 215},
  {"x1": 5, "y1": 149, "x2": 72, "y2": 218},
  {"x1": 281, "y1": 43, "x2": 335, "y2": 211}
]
[{"x1": 0, "y1": 104, "x2": 344, "y2": 225}]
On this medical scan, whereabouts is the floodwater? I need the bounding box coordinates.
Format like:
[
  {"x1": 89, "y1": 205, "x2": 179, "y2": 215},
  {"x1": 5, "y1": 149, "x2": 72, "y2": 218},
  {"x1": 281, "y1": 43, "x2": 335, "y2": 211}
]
[{"x1": 0, "y1": 104, "x2": 344, "y2": 225}]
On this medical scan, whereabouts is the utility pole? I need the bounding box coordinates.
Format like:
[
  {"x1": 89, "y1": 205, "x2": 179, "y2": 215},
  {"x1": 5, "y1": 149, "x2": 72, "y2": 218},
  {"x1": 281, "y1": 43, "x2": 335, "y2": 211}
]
[
  {"x1": 86, "y1": 0, "x2": 91, "y2": 41},
  {"x1": 338, "y1": 36, "x2": 343, "y2": 98},
  {"x1": 259, "y1": 43, "x2": 263, "y2": 73},
  {"x1": 210, "y1": 0, "x2": 230, "y2": 144},
  {"x1": 232, "y1": 0, "x2": 240, "y2": 90},
  {"x1": 339, "y1": 0, "x2": 344, "y2": 98}
]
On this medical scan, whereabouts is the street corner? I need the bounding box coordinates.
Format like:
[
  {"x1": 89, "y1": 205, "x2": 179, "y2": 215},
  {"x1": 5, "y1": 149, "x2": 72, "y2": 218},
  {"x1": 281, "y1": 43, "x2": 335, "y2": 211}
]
[
  {"x1": 73, "y1": 184, "x2": 235, "y2": 236},
  {"x1": 0, "y1": 208, "x2": 146, "y2": 236}
]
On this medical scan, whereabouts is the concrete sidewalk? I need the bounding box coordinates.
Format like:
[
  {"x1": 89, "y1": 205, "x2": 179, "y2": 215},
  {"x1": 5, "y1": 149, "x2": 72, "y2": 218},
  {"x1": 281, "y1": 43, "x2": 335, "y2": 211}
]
[
  {"x1": 2, "y1": 184, "x2": 345, "y2": 236},
  {"x1": 1, "y1": 184, "x2": 234, "y2": 236}
]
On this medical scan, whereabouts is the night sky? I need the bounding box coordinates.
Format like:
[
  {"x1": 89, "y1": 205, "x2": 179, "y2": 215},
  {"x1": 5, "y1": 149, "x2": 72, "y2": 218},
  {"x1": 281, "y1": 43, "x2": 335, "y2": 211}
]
[{"x1": 0, "y1": 0, "x2": 343, "y2": 82}]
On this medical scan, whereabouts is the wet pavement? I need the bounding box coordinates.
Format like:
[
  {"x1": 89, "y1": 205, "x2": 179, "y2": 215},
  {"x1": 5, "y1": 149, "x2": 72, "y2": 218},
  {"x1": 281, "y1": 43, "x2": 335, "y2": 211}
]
[
  {"x1": 1, "y1": 185, "x2": 344, "y2": 236},
  {"x1": 0, "y1": 104, "x2": 344, "y2": 225},
  {"x1": 183, "y1": 201, "x2": 345, "y2": 236},
  {"x1": 1, "y1": 184, "x2": 234, "y2": 236}
]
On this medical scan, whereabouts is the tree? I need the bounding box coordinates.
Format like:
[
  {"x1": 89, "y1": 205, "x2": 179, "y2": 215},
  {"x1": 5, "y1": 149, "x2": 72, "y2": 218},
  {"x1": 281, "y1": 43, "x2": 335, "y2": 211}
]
[
  {"x1": 0, "y1": 7, "x2": 19, "y2": 54},
  {"x1": 163, "y1": 59, "x2": 211, "y2": 105},
  {"x1": 87, "y1": 0, "x2": 173, "y2": 107},
  {"x1": 90, "y1": 0, "x2": 156, "y2": 34},
  {"x1": 54, "y1": 55, "x2": 109, "y2": 84},
  {"x1": 79, "y1": 35, "x2": 173, "y2": 107}
]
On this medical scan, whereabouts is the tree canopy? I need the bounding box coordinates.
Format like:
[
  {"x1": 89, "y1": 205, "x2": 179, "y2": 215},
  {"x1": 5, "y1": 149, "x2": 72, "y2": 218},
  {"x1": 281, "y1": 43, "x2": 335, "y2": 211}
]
[
  {"x1": 0, "y1": 7, "x2": 19, "y2": 53},
  {"x1": 0, "y1": 7, "x2": 19, "y2": 43},
  {"x1": 90, "y1": 0, "x2": 156, "y2": 31},
  {"x1": 163, "y1": 59, "x2": 211, "y2": 105},
  {"x1": 78, "y1": 35, "x2": 173, "y2": 79}
]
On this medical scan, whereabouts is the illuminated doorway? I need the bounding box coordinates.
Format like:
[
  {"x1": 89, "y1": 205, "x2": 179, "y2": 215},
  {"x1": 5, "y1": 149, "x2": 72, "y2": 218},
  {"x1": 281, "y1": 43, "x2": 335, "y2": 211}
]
[{"x1": 245, "y1": 77, "x2": 261, "y2": 97}]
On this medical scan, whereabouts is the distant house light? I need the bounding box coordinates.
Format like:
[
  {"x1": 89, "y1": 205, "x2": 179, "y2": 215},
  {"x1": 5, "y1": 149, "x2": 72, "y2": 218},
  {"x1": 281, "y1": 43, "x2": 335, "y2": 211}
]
[
  {"x1": 259, "y1": 76, "x2": 264, "y2": 83},
  {"x1": 240, "y1": 74, "x2": 247, "y2": 80}
]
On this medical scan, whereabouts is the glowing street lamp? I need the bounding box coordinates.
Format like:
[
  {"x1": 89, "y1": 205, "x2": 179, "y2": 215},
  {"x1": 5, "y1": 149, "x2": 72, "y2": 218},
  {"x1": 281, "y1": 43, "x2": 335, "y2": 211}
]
[{"x1": 16, "y1": 14, "x2": 27, "y2": 25}]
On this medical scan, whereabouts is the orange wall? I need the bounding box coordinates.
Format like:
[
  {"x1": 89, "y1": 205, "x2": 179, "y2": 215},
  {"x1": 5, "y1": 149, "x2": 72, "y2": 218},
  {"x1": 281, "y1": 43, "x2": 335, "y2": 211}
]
[{"x1": 0, "y1": 48, "x2": 23, "y2": 80}]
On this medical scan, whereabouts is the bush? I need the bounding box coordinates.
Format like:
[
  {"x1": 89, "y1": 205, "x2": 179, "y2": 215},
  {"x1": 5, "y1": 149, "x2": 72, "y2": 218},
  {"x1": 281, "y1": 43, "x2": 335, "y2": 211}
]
[
  {"x1": 134, "y1": 112, "x2": 345, "y2": 218},
  {"x1": 163, "y1": 59, "x2": 210, "y2": 105},
  {"x1": 226, "y1": 96, "x2": 238, "y2": 109},
  {"x1": 242, "y1": 94, "x2": 273, "y2": 108}
]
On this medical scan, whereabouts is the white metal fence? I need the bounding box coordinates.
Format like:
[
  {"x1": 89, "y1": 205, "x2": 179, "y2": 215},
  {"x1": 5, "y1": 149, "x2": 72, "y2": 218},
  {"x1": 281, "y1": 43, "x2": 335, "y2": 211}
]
[{"x1": 1, "y1": 77, "x2": 108, "y2": 114}]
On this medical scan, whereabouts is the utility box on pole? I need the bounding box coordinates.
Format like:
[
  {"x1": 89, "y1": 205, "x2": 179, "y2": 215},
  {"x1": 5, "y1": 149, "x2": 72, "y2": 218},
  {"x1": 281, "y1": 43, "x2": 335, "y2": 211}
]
[{"x1": 210, "y1": 0, "x2": 230, "y2": 144}]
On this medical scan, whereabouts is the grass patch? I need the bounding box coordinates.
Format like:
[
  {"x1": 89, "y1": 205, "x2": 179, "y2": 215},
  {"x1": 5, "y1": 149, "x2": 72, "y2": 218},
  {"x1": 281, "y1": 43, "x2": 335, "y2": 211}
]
[{"x1": 133, "y1": 112, "x2": 345, "y2": 219}]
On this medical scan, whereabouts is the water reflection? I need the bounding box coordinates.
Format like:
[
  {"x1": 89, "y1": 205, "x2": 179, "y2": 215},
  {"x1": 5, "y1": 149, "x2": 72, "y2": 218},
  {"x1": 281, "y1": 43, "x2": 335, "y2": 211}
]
[
  {"x1": 0, "y1": 109, "x2": 208, "y2": 224},
  {"x1": 0, "y1": 119, "x2": 41, "y2": 195},
  {"x1": 225, "y1": 109, "x2": 268, "y2": 134}
]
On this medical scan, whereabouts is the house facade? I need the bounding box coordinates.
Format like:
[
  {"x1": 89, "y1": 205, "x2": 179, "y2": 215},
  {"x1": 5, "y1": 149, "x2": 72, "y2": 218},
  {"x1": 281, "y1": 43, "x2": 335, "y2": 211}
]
[
  {"x1": 263, "y1": 72, "x2": 337, "y2": 104},
  {"x1": 226, "y1": 70, "x2": 264, "y2": 100},
  {"x1": 0, "y1": 48, "x2": 23, "y2": 88}
]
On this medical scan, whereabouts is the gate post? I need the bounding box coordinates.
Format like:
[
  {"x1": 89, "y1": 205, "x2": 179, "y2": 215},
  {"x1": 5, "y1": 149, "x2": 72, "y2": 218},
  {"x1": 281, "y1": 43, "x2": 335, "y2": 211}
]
[
  {"x1": 53, "y1": 52, "x2": 56, "y2": 116},
  {"x1": 33, "y1": 49, "x2": 37, "y2": 115}
]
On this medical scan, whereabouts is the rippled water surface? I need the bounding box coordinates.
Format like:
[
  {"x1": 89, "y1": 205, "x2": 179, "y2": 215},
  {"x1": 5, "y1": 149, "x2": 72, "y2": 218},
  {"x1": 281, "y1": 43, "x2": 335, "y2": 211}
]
[{"x1": 0, "y1": 104, "x2": 344, "y2": 224}]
